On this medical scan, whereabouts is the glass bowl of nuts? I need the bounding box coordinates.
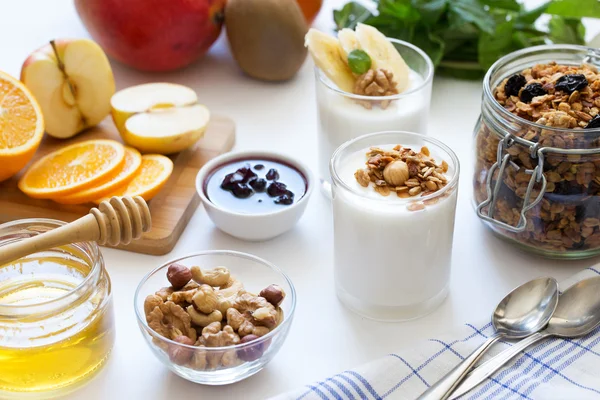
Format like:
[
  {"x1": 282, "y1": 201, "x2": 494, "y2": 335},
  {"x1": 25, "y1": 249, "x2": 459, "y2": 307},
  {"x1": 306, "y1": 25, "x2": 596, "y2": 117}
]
[{"x1": 134, "y1": 250, "x2": 296, "y2": 385}]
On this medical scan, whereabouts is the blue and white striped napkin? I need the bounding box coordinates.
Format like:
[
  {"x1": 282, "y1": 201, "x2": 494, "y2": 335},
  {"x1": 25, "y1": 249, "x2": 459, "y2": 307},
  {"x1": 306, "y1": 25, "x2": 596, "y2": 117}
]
[{"x1": 273, "y1": 267, "x2": 600, "y2": 400}]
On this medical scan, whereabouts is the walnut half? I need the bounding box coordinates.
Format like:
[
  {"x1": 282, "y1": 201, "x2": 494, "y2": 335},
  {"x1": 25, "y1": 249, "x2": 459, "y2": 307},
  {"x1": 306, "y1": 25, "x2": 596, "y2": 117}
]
[{"x1": 353, "y1": 68, "x2": 399, "y2": 109}]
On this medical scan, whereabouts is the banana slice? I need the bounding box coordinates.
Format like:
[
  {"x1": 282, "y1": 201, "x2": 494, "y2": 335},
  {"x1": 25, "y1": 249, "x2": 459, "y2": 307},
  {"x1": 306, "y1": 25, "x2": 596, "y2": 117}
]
[
  {"x1": 355, "y1": 23, "x2": 410, "y2": 93},
  {"x1": 338, "y1": 28, "x2": 361, "y2": 60},
  {"x1": 305, "y1": 29, "x2": 355, "y2": 93}
]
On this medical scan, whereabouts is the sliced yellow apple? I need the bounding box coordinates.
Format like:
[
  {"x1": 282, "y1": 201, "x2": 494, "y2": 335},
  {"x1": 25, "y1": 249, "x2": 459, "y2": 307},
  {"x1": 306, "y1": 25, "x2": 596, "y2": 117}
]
[
  {"x1": 111, "y1": 83, "x2": 209, "y2": 154},
  {"x1": 21, "y1": 39, "x2": 115, "y2": 139}
]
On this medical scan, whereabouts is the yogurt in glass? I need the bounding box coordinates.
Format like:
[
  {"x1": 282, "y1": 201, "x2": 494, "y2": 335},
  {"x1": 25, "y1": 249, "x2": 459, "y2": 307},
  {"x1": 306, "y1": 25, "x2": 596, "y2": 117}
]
[
  {"x1": 330, "y1": 131, "x2": 459, "y2": 321},
  {"x1": 306, "y1": 25, "x2": 433, "y2": 196}
]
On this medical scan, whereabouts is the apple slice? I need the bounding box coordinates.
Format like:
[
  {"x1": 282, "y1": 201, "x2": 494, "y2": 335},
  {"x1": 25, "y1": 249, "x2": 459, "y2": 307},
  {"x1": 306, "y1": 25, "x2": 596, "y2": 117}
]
[
  {"x1": 111, "y1": 83, "x2": 210, "y2": 154},
  {"x1": 21, "y1": 39, "x2": 115, "y2": 139}
]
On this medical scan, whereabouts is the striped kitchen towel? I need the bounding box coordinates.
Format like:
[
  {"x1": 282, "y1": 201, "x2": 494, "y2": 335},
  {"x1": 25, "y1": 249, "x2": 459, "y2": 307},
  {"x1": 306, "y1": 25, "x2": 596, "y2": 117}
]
[{"x1": 272, "y1": 267, "x2": 600, "y2": 400}]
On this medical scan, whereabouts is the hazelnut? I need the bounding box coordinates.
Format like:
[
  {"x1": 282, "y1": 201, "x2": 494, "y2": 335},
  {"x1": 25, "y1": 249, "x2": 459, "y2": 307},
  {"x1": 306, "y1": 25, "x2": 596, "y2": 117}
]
[
  {"x1": 237, "y1": 334, "x2": 264, "y2": 362},
  {"x1": 383, "y1": 160, "x2": 409, "y2": 186},
  {"x1": 259, "y1": 284, "x2": 286, "y2": 307},
  {"x1": 166, "y1": 263, "x2": 192, "y2": 290},
  {"x1": 168, "y1": 335, "x2": 195, "y2": 365}
]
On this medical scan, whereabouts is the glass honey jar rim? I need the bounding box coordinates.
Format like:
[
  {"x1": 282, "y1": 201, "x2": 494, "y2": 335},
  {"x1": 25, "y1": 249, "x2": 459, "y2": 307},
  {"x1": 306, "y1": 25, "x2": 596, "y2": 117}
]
[
  {"x1": 0, "y1": 218, "x2": 103, "y2": 317},
  {"x1": 483, "y1": 43, "x2": 600, "y2": 137}
]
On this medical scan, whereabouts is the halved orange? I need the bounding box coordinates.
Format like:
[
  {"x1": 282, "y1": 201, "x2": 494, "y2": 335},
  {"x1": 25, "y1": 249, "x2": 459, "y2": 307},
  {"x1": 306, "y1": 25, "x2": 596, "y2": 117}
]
[
  {"x1": 96, "y1": 154, "x2": 173, "y2": 202},
  {"x1": 0, "y1": 70, "x2": 44, "y2": 182},
  {"x1": 18, "y1": 139, "x2": 125, "y2": 199},
  {"x1": 53, "y1": 146, "x2": 142, "y2": 205}
]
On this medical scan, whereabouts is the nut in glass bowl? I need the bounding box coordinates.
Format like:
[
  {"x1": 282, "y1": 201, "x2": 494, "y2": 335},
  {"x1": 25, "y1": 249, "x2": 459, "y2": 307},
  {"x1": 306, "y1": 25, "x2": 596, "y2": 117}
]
[{"x1": 134, "y1": 251, "x2": 296, "y2": 385}]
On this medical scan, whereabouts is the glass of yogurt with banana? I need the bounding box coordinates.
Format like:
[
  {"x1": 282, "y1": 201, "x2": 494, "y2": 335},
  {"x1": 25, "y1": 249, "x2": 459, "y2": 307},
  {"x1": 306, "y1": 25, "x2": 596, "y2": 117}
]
[
  {"x1": 330, "y1": 131, "x2": 459, "y2": 321},
  {"x1": 305, "y1": 24, "x2": 434, "y2": 196}
]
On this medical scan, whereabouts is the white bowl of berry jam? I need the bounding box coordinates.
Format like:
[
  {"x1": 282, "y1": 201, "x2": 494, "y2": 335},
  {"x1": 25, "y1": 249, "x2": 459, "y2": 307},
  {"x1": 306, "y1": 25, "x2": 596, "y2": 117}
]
[{"x1": 196, "y1": 151, "x2": 313, "y2": 241}]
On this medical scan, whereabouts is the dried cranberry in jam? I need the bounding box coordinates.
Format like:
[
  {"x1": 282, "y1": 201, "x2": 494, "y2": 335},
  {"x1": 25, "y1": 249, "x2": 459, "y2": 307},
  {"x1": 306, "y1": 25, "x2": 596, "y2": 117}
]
[
  {"x1": 266, "y1": 169, "x2": 279, "y2": 181},
  {"x1": 235, "y1": 165, "x2": 257, "y2": 184},
  {"x1": 207, "y1": 159, "x2": 306, "y2": 212},
  {"x1": 250, "y1": 178, "x2": 267, "y2": 192},
  {"x1": 275, "y1": 191, "x2": 295, "y2": 205},
  {"x1": 267, "y1": 182, "x2": 288, "y2": 197},
  {"x1": 220, "y1": 172, "x2": 243, "y2": 191},
  {"x1": 232, "y1": 183, "x2": 253, "y2": 199}
]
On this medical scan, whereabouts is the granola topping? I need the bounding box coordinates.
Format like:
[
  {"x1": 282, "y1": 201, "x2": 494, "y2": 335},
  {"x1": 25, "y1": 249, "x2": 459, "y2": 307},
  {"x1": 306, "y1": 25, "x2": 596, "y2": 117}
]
[
  {"x1": 494, "y1": 62, "x2": 600, "y2": 127},
  {"x1": 354, "y1": 145, "x2": 449, "y2": 200},
  {"x1": 475, "y1": 61, "x2": 600, "y2": 255}
]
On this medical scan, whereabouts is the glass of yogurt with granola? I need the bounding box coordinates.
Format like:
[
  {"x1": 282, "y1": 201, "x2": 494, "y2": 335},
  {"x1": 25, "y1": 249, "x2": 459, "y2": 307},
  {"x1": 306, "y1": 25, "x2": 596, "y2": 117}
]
[
  {"x1": 305, "y1": 24, "x2": 434, "y2": 196},
  {"x1": 330, "y1": 131, "x2": 459, "y2": 321}
]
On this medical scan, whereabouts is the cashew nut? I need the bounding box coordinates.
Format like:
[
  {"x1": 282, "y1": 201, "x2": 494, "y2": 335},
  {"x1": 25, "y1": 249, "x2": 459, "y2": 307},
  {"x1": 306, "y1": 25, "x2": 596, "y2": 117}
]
[
  {"x1": 219, "y1": 277, "x2": 244, "y2": 297},
  {"x1": 191, "y1": 266, "x2": 230, "y2": 287},
  {"x1": 192, "y1": 285, "x2": 219, "y2": 314},
  {"x1": 186, "y1": 306, "x2": 222, "y2": 327},
  {"x1": 215, "y1": 277, "x2": 245, "y2": 314}
]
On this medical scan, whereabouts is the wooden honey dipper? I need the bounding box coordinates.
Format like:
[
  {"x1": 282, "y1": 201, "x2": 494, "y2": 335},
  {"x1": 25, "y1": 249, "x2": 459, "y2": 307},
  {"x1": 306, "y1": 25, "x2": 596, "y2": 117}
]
[{"x1": 0, "y1": 196, "x2": 152, "y2": 266}]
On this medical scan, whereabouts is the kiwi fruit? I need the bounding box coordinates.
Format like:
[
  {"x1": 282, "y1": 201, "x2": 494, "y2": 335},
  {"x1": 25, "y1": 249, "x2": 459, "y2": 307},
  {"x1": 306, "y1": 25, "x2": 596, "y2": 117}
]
[{"x1": 225, "y1": 0, "x2": 308, "y2": 81}]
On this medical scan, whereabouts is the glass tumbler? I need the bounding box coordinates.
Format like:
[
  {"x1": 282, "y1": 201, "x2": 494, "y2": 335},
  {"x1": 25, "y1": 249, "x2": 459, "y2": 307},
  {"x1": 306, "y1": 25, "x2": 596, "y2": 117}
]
[
  {"x1": 316, "y1": 39, "x2": 434, "y2": 196},
  {"x1": 330, "y1": 131, "x2": 459, "y2": 321}
]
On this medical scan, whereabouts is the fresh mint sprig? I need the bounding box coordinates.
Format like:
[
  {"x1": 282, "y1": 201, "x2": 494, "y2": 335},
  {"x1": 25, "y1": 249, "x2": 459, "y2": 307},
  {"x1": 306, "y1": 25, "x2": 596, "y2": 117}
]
[{"x1": 348, "y1": 49, "x2": 372, "y2": 74}]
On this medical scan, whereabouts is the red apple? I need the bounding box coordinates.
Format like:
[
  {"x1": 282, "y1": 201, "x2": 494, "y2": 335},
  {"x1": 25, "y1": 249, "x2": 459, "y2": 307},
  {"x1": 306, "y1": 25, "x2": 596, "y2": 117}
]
[{"x1": 74, "y1": 0, "x2": 225, "y2": 72}]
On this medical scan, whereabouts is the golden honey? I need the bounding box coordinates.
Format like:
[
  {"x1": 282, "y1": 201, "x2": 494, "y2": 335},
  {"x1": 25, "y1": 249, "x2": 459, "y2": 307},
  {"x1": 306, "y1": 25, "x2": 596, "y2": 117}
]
[{"x1": 0, "y1": 220, "x2": 115, "y2": 398}]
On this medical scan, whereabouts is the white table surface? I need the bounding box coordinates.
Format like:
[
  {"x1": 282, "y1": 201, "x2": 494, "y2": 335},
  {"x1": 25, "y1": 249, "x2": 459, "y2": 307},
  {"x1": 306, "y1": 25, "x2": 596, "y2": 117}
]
[{"x1": 3, "y1": 1, "x2": 600, "y2": 399}]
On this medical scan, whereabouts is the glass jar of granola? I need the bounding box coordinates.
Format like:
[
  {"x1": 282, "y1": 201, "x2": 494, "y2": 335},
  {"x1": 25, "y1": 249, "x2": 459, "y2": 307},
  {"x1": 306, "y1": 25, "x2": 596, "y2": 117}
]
[{"x1": 474, "y1": 45, "x2": 600, "y2": 259}]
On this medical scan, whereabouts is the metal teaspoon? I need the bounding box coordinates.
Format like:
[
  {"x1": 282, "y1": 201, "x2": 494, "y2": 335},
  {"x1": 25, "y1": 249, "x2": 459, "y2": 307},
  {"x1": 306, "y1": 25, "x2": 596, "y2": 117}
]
[
  {"x1": 450, "y1": 276, "x2": 600, "y2": 399},
  {"x1": 417, "y1": 277, "x2": 559, "y2": 400}
]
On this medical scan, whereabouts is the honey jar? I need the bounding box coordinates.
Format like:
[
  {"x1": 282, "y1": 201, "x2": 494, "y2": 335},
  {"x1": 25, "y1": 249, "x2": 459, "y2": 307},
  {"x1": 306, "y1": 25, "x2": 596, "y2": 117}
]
[{"x1": 0, "y1": 219, "x2": 115, "y2": 398}]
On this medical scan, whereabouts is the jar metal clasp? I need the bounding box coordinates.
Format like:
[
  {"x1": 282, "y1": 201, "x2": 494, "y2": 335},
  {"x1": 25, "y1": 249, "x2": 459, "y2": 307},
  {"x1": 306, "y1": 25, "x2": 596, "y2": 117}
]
[
  {"x1": 584, "y1": 47, "x2": 600, "y2": 67},
  {"x1": 476, "y1": 133, "x2": 547, "y2": 232}
]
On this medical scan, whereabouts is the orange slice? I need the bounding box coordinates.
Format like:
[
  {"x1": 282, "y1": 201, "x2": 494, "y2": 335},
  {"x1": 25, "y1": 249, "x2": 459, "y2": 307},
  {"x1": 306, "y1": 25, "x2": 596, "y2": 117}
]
[
  {"x1": 18, "y1": 139, "x2": 125, "y2": 199},
  {"x1": 97, "y1": 154, "x2": 173, "y2": 202},
  {"x1": 53, "y1": 146, "x2": 142, "y2": 205},
  {"x1": 0, "y1": 70, "x2": 45, "y2": 182}
]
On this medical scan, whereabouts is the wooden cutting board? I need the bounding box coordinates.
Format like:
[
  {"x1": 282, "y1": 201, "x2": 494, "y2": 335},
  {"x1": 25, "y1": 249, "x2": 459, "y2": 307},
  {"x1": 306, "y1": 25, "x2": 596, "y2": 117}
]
[{"x1": 0, "y1": 115, "x2": 235, "y2": 255}]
